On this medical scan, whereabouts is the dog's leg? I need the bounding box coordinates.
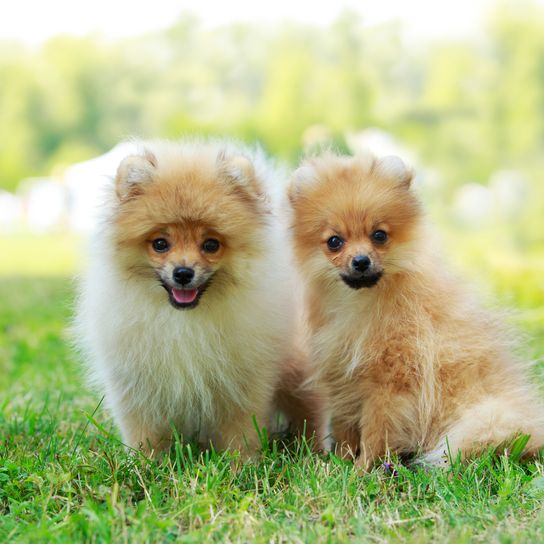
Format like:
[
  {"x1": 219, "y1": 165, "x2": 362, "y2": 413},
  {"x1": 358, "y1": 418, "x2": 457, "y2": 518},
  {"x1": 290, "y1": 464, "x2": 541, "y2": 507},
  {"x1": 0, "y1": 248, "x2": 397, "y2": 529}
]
[
  {"x1": 274, "y1": 357, "x2": 326, "y2": 450},
  {"x1": 356, "y1": 417, "x2": 388, "y2": 473},
  {"x1": 332, "y1": 422, "x2": 360, "y2": 460},
  {"x1": 214, "y1": 408, "x2": 267, "y2": 460},
  {"x1": 355, "y1": 390, "x2": 412, "y2": 472},
  {"x1": 117, "y1": 409, "x2": 172, "y2": 457}
]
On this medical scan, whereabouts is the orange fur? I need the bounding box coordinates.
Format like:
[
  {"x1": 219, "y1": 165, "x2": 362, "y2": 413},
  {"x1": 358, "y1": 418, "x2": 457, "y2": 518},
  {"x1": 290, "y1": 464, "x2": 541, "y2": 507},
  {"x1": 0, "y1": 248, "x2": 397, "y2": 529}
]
[{"x1": 289, "y1": 151, "x2": 544, "y2": 469}]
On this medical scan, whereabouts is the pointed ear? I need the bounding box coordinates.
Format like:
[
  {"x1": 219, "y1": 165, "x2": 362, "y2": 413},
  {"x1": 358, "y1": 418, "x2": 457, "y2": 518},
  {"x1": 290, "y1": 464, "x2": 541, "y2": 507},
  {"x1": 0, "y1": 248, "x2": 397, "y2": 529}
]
[
  {"x1": 288, "y1": 164, "x2": 317, "y2": 204},
  {"x1": 217, "y1": 153, "x2": 263, "y2": 201},
  {"x1": 373, "y1": 155, "x2": 413, "y2": 188},
  {"x1": 115, "y1": 150, "x2": 157, "y2": 199}
]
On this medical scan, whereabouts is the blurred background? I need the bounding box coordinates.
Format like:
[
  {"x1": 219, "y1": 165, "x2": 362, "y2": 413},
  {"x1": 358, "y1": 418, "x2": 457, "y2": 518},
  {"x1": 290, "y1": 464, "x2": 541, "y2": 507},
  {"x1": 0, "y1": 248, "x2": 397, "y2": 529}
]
[{"x1": 0, "y1": 0, "x2": 543, "y2": 337}]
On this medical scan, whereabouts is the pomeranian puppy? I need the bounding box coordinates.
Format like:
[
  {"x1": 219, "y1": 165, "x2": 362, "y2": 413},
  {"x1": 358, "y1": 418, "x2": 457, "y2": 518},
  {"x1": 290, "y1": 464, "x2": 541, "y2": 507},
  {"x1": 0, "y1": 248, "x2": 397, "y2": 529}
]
[
  {"x1": 288, "y1": 151, "x2": 544, "y2": 469},
  {"x1": 75, "y1": 139, "x2": 319, "y2": 457}
]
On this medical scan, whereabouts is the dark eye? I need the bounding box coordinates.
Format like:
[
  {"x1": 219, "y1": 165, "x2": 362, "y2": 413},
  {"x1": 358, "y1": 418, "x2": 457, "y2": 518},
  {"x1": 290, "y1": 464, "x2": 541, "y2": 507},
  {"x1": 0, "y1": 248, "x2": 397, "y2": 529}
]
[
  {"x1": 326, "y1": 236, "x2": 344, "y2": 251},
  {"x1": 202, "y1": 238, "x2": 220, "y2": 253},
  {"x1": 371, "y1": 230, "x2": 388, "y2": 244},
  {"x1": 151, "y1": 238, "x2": 170, "y2": 253}
]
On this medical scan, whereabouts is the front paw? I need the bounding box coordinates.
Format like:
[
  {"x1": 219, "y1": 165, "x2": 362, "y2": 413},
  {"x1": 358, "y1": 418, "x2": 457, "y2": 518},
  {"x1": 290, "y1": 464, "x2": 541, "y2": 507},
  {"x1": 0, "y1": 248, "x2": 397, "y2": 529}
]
[
  {"x1": 334, "y1": 441, "x2": 358, "y2": 461},
  {"x1": 354, "y1": 454, "x2": 374, "y2": 474},
  {"x1": 419, "y1": 446, "x2": 451, "y2": 468},
  {"x1": 229, "y1": 449, "x2": 261, "y2": 473}
]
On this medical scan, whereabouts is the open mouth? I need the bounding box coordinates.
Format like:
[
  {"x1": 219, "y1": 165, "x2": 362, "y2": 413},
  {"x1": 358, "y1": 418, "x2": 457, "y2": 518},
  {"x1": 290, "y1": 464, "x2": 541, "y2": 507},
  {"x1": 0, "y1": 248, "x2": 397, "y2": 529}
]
[
  {"x1": 161, "y1": 280, "x2": 211, "y2": 309},
  {"x1": 341, "y1": 272, "x2": 383, "y2": 289}
]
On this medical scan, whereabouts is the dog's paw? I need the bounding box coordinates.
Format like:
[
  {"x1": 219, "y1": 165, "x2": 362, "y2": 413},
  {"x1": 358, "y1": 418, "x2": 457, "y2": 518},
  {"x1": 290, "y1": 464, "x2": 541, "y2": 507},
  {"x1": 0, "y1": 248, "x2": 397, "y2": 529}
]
[{"x1": 418, "y1": 447, "x2": 450, "y2": 468}]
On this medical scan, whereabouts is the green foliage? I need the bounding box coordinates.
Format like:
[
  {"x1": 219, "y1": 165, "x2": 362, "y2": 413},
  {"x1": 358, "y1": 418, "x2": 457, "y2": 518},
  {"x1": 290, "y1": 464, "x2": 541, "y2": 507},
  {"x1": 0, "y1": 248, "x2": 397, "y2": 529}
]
[{"x1": 2, "y1": 4, "x2": 544, "y2": 196}]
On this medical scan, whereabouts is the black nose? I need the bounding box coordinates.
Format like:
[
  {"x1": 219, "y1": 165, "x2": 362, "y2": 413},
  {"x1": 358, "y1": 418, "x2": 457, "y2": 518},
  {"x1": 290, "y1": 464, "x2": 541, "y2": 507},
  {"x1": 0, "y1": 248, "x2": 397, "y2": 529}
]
[
  {"x1": 173, "y1": 267, "x2": 195, "y2": 286},
  {"x1": 352, "y1": 255, "x2": 371, "y2": 273}
]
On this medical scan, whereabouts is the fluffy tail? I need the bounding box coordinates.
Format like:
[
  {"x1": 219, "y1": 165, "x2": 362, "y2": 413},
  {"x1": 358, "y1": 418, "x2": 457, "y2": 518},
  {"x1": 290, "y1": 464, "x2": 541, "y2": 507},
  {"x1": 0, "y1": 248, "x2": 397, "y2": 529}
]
[{"x1": 423, "y1": 391, "x2": 544, "y2": 466}]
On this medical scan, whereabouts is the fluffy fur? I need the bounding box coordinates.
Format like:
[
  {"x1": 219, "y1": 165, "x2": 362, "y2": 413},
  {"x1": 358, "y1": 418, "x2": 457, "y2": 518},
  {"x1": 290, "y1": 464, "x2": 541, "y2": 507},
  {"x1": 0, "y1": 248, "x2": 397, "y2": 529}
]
[
  {"x1": 288, "y1": 151, "x2": 544, "y2": 469},
  {"x1": 75, "y1": 139, "x2": 320, "y2": 457}
]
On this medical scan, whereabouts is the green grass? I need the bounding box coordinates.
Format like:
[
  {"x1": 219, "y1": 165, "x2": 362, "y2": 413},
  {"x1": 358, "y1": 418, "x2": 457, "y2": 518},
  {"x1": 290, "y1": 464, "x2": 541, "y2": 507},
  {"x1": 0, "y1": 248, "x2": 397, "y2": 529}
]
[
  {"x1": 0, "y1": 234, "x2": 81, "y2": 277},
  {"x1": 2, "y1": 239, "x2": 544, "y2": 542}
]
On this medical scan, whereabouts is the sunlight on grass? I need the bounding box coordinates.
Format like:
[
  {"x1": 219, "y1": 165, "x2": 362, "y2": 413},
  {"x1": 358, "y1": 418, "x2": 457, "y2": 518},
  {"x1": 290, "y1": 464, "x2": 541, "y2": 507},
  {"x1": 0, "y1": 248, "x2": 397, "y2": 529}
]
[{"x1": 0, "y1": 234, "x2": 82, "y2": 276}]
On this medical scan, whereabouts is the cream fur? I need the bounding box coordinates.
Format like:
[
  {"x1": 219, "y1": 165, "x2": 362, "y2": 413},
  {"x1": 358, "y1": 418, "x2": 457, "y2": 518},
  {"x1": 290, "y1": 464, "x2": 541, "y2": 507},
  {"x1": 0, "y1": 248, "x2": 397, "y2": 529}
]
[{"x1": 74, "y1": 139, "x2": 295, "y2": 456}]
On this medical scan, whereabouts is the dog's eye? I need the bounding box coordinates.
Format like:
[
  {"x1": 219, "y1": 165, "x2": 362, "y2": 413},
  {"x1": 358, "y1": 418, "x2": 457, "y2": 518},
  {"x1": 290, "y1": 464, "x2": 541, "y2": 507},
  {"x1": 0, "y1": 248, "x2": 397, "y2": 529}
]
[
  {"x1": 371, "y1": 230, "x2": 388, "y2": 244},
  {"x1": 202, "y1": 238, "x2": 220, "y2": 253},
  {"x1": 326, "y1": 236, "x2": 344, "y2": 251},
  {"x1": 151, "y1": 238, "x2": 170, "y2": 253}
]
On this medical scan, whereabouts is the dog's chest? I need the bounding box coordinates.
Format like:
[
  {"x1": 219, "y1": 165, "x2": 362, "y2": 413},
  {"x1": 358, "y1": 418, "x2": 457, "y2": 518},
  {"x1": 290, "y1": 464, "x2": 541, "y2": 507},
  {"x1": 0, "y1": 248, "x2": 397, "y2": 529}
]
[
  {"x1": 312, "y1": 307, "x2": 372, "y2": 372},
  {"x1": 112, "y1": 317, "x2": 249, "y2": 415},
  {"x1": 309, "y1": 304, "x2": 375, "y2": 423}
]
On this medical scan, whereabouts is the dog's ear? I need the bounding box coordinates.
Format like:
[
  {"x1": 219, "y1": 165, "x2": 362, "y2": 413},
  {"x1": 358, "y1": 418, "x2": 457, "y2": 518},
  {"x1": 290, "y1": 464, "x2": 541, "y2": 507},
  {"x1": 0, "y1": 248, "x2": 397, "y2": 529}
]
[
  {"x1": 373, "y1": 155, "x2": 413, "y2": 189},
  {"x1": 288, "y1": 164, "x2": 317, "y2": 204},
  {"x1": 115, "y1": 150, "x2": 157, "y2": 200},
  {"x1": 217, "y1": 153, "x2": 264, "y2": 202}
]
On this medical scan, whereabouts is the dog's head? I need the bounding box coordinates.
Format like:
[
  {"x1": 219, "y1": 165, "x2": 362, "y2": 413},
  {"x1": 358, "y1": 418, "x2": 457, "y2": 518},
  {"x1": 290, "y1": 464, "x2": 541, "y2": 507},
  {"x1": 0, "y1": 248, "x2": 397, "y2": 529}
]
[
  {"x1": 288, "y1": 153, "x2": 422, "y2": 290},
  {"x1": 110, "y1": 142, "x2": 269, "y2": 309}
]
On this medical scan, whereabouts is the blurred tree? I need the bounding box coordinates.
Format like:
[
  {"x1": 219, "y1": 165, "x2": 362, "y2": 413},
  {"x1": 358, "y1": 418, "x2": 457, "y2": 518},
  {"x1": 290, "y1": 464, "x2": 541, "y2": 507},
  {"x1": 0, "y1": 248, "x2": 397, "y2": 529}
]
[
  {"x1": 0, "y1": 48, "x2": 42, "y2": 190},
  {"x1": 0, "y1": 1, "x2": 543, "y2": 208}
]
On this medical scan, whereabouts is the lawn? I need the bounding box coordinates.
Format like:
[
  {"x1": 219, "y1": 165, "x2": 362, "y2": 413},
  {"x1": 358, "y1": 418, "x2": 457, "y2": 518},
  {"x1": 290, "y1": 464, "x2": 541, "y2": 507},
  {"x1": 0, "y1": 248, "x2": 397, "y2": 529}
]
[{"x1": 1, "y1": 235, "x2": 544, "y2": 542}]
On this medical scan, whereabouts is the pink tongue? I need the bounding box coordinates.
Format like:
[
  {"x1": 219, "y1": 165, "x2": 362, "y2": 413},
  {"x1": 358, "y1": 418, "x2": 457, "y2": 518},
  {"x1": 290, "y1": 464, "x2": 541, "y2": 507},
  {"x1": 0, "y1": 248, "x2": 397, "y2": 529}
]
[{"x1": 171, "y1": 288, "x2": 198, "y2": 304}]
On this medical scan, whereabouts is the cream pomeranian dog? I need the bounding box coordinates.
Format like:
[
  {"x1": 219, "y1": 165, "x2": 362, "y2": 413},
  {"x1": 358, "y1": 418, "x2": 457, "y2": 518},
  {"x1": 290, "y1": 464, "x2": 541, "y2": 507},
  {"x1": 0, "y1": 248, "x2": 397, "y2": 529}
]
[
  {"x1": 288, "y1": 151, "x2": 544, "y2": 469},
  {"x1": 75, "y1": 139, "x2": 320, "y2": 457}
]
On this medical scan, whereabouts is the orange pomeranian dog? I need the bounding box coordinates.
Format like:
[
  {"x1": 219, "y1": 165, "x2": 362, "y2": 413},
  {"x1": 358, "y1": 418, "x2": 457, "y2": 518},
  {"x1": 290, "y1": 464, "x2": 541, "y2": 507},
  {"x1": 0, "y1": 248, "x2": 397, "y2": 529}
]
[
  {"x1": 288, "y1": 151, "x2": 544, "y2": 469},
  {"x1": 75, "y1": 139, "x2": 321, "y2": 458}
]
